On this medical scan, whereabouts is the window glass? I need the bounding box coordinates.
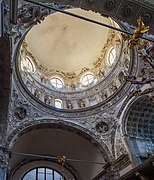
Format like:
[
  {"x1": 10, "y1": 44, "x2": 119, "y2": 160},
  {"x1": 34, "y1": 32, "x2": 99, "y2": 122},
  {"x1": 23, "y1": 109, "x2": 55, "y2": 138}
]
[
  {"x1": 46, "y1": 169, "x2": 53, "y2": 180},
  {"x1": 38, "y1": 168, "x2": 45, "y2": 180},
  {"x1": 51, "y1": 77, "x2": 63, "y2": 88},
  {"x1": 55, "y1": 99, "x2": 62, "y2": 109},
  {"x1": 81, "y1": 74, "x2": 94, "y2": 86},
  {"x1": 23, "y1": 169, "x2": 36, "y2": 180},
  {"x1": 23, "y1": 168, "x2": 63, "y2": 180},
  {"x1": 21, "y1": 57, "x2": 35, "y2": 72},
  {"x1": 107, "y1": 48, "x2": 116, "y2": 66},
  {"x1": 54, "y1": 171, "x2": 63, "y2": 179}
]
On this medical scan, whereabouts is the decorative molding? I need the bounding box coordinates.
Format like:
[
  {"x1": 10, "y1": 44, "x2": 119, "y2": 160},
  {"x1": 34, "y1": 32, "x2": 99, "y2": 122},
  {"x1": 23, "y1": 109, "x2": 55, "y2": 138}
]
[
  {"x1": 5, "y1": 118, "x2": 113, "y2": 162},
  {"x1": 114, "y1": 154, "x2": 131, "y2": 171},
  {"x1": 10, "y1": 3, "x2": 73, "y2": 44}
]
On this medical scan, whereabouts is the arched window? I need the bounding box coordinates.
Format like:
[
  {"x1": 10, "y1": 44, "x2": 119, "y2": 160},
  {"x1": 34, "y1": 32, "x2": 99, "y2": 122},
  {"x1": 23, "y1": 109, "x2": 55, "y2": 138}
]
[
  {"x1": 107, "y1": 48, "x2": 116, "y2": 66},
  {"x1": 55, "y1": 99, "x2": 63, "y2": 109},
  {"x1": 81, "y1": 73, "x2": 94, "y2": 86},
  {"x1": 22, "y1": 167, "x2": 63, "y2": 180},
  {"x1": 51, "y1": 77, "x2": 63, "y2": 88},
  {"x1": 21, "y1": 57, "x2": 35, "y2": 72}
]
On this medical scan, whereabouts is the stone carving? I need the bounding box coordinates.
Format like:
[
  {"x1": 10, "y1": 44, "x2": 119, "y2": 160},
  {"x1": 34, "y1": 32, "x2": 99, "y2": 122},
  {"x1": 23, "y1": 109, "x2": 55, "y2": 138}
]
[
  {"x1": 115, "y1": 125, "x2": 127, "y2": 159},
  {"x1": 141, "y1": 11, "x2": 153, "y2": 23},
  {"x1": 114, "y1": 154, "x2": 131, "y2": 171},
  {"x1": 10, "y1": 25, "x2": 22, "y2": 44},
  {"x1": 104, "y1": 0, "x2": 116, "y2": 10},
  {"x1": 69, "y1": 82, "x2": 76, "y2": 91},
  {"x1": 66, "y1": 100, "x2": 73, "y2": 110},
  {"x1": 110, "y1": 82, "x2": 118, "y2": 93},
  {"x1": 44, "y1": 95, "x2": 51, "y2": 105},
  {"x1": 78, "y1": 99, "x2": 86, "y2": 108},
  {"x1": 116, "y1": 138, "x2": 127, "y2": 157},
  {"x1": 10, "y1": 3, "x2": 56, "y2": 44},
  {"x1": 34, "y1": 89, "x2": 41, "y2": 99},
  {"x1": 14, "y1": 107, "x2": 27, "y2": 120},
  {"x1": 118, "y1": 71, "x2": 125, "y2": 83},
  {"x1": 90, "y1": 112, "x2": 116, "y2": 130},
  {"x1": 96, "y1": 121, "x2": 109, "y2": 133},
  {"x1": 18, "y1": 4, "x2": 50, "y2": 29},
  {"x1": 6, "y1": 117, "x2": 112, "y2": 161},
  {"x1": 123, "y1": 4, "x2": 133, "y2": 16}
]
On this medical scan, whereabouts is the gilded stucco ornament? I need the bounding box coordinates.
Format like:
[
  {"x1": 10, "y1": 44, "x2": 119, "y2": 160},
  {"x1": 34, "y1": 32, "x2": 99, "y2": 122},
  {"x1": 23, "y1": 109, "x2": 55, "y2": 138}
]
[
  {"x1": 23, "y1": 29, "x2": 117, "y2": 76},
  {"x1": 20, "y1": 28, "x2": 121, "y2": 93},
  {"x1": 122, "y1": 17, "x2": 149, "y2": 48},
  {"x1": 12, "y1": 3, "x2": 139, "y2": 112}
]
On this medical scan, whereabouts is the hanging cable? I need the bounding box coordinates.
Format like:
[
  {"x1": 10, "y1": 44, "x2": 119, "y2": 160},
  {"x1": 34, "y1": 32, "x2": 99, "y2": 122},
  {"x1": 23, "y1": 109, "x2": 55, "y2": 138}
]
[
  {"x1": 12, "y1": 151, "x2": 106, "y2": 165},
  {"x1": 23, "y1": 0, "x2": 154, "y2": 43}
]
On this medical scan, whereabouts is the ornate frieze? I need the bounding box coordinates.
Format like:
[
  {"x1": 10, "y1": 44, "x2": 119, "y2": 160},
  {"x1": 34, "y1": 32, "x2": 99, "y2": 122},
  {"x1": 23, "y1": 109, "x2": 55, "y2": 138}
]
[{"x1": 113, "y1": 154, "x2": 131, "y2": 171}]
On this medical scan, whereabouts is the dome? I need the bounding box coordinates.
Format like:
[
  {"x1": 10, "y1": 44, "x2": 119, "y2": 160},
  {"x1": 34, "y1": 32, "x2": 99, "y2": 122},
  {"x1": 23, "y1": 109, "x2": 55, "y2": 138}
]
[
  {"x1": 18, "y1": 8, "x2": 131, "y2": 110},
  {"x1": 25, "y1": 8, "x2": 111, "y2": 73}
]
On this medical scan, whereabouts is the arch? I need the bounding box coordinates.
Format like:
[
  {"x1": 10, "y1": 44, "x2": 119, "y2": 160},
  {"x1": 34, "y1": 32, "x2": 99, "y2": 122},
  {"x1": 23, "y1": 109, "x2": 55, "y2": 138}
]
[
  {"x1": 5, "y1": 120, "x2": 112, "y2": 161},
  {"x1": 120, "y1": 95, "x2": 154, "y2": 166},
  {"x1": 11, "y1": 159, "x2": 77, "y2": 180},
  {"x1": 6, "y1": 120, "x2": 112, "y2": 180}
]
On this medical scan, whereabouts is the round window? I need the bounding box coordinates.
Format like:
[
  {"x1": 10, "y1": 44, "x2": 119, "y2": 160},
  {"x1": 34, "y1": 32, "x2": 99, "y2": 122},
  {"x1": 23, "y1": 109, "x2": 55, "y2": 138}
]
[
  {"x1": 50, "y1": 77, "x2": 63, "y2": 88},
  {"x1": 81, "y1": 74, "x2": 94, "y2": 86}
]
